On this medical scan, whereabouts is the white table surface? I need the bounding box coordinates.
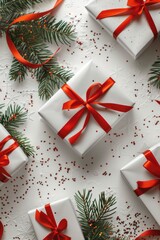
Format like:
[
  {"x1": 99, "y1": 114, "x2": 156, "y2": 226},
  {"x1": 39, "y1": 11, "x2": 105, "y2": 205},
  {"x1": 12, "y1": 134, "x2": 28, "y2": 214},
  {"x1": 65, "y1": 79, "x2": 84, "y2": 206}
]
[{"x1": 0, "y1": 0, "x2": 160, "y2": 239}]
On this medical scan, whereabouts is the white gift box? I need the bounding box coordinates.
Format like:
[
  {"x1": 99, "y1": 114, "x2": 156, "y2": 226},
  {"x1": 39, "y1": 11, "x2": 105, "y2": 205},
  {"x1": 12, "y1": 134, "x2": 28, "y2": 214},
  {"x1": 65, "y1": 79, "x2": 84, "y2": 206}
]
[
  {"x1": 121, "y1": 143, "x2": 160, "y2": 225},
  {"x1": 28, "y1": 198, "x2": 84, "y2": 240},
  {"x1": 0, "y1": 124, "x2": 28, "y2": 188},
  {"x1": 85, "y1": 0, "x2": 160, "y2": 59},
  {"x1": 39, "y1": 61, "x2": 134, "y2": 156}
]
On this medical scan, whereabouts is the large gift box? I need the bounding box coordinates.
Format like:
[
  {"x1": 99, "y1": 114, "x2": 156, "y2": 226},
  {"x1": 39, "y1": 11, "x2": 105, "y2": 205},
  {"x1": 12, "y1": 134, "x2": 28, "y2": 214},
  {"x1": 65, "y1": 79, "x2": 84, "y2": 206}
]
[
  {"x1": 0, "y1": 124, "x2": 28, "y2": 188},
  {"x1": 39, "y1": 61, "x2": 134, "y2": 156},
  {"x1": 121, "y1": 143, "x2": 160, "y2": 225},
  {"x1": 85, "y1": 0, "x2": 160, "y2": 59},
  {"x1": 28, "y1": 198, "x2": 84, "y2": 240}
]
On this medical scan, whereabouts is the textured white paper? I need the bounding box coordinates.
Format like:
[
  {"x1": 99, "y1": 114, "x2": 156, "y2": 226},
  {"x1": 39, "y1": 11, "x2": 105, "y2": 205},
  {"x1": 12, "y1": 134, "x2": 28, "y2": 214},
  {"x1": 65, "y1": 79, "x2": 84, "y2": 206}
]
[
  {"x1": 0, "y1": 124, "x2": 28, "y2": 188},
  {"x1": 28, "y1": 198, "x2": 84, "y2": 240},
  {"x1": 39, "y1": 61, "x2": 134, "y2": 156},
  {"x1": 121, "y1": 143, "x2": 160, "y2": 225},
  {"x1": 85, "y1": 0, "x2": 160, "y2": 59}
]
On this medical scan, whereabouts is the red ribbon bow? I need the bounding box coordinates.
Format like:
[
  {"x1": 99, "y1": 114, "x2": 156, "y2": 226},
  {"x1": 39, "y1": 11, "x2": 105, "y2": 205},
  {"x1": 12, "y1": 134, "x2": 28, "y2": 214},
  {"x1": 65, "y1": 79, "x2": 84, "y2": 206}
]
[
  {"x1": 35, "y1": 204, "x2": 71, "y2": 240},
  {"x1": 6, "y1": 0, "x2": 63, "y2": 68},
  {"x1": 0, "y1": 221, "x2": 3, "y2": 240},
  {"x1": 58, "y1": 77, "x2": 133, "y2": 144},
  {"x1": 134, "y1": 149, "x2": 160, "y2": 196},
  {"x1": 135, "y1": 229, "x2": 160, "y2": 239},
  {"x1": 0, "y1": 135, "x2": 19, "y2": 183},
  {"x1": 97, "y1": 0, "x2": 160, "y2": 39}
]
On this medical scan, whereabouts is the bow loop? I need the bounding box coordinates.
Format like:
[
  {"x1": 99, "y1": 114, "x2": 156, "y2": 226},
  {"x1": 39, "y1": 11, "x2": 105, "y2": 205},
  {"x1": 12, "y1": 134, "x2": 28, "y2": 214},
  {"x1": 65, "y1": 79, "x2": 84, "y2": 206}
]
[
  {"x1": 58, "y1": 219, "x2": 68, "y2": 231},
  {"x1": 135, "y1": 149, "x2": 160, "y2": 196},
  {"x1": 0, "y1": 155, "x2": 10, "y2": 167},
  {"x1": 86, "y1": 83, "x2": 102, "y2": 103},
  {"x1": 35, "y1": 204, "x2": 71, "y2": 240},
  {"x1": 0, "y1": 135, "x2": 19, "y2": 183}
]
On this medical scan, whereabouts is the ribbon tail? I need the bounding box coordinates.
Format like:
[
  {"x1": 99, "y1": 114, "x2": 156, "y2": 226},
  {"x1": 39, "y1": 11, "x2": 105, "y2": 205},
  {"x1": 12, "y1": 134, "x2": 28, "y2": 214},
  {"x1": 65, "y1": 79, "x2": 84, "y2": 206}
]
[
  {"x1": 96, "y1": 103, "x2": 133, "y2": 112},
  {"x1": 135, "y1": 229, "x2": 160, "y2": 240},
  {"x1": 68, "y1": 112, "x2": 90, "y2": 144},
  {"x1": 87, "y1": 104, "x2": 112, "y2": 133},
  {"x1": 59, "y1": 233, "x2": 71, "y2": 240},
  {"x1": 58, "y1": 107, "x2": 86, "y2": 140},
  {"x1": 97, "y1": 8, "x2": 133, "y2": 19},
  {"x1": 113, "y1": 14, "x2": 136, "y2": 38},
  {"x1": 144, "y1": 6, "x2": 158, "y2": 38},
  {"x1": 134, "y1": 179, "x2": 160, "y2": 196}
]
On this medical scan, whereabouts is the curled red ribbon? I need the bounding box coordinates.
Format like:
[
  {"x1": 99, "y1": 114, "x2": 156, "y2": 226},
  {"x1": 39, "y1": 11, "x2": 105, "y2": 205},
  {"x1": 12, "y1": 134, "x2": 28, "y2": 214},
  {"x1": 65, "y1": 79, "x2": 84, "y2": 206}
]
[
  {"x1": 0, "y1": 221, "x2": 3, "y2": 240},
  {"x1": 0, "y1": 135, "x2": 19, "y2": 183},
  {"x1": 6, "y1": 0, "x2": 63, "y2": 68},
  {"x1": 58, "y1": 78, "x2": 133, "y2": 144},
  {"x1": 97, "y1": 0, "x2": 160, "y2": 39},
  {"x1": 135, "y1": 229, "x2": 160, "y2": 239},
  {"x1": 35, "y1": 204, "x2": 71, "y2": 240},
  {"x1": 134, "y1": 149, "x2": 160, "y2": 196}
]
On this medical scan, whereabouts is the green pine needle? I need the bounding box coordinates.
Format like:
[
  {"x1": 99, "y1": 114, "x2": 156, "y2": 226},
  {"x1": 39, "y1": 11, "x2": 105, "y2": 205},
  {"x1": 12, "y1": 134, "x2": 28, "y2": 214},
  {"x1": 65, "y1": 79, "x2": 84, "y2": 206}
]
[
  {"x1": 148, "y1": 57, "x2": 160, "y2": 89},
  {"x1": 75, "y1": 190, "x2": 117, "y2": 240},
  {"x1": 6, "y1": 128, "x2": 35, "y2": 157},
  {"x1": 0, "y1": 104, "x2": 34, "y2": 157}
]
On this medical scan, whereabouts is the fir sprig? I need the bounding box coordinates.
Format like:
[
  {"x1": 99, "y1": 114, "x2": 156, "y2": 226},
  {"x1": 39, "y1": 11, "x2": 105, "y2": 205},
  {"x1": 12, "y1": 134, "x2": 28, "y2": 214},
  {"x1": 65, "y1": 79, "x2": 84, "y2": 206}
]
[
  {"x1": 0, "y1": 0, "x2": 76, "y2": 99},
  {"x1": 148, "y1": 58, "x2": 160, "y2": 89},
  {"x1": 75, "y1": 190, "x2": 117, "y2": 240},
  {"x1": 0, "y1": 104, "x2": 34, "y2": 157}
]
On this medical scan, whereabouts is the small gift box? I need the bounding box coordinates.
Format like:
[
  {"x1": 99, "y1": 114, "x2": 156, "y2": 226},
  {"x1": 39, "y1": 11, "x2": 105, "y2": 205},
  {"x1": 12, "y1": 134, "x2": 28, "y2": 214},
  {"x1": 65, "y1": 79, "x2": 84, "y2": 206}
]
[
  {"x1": 0, "y1": 123, "x2": 28, "y2": 188},
  {"x1": 121, "y1": 143, "x2": 160, "y2": 225},
  {"x1": 28, "y1": 198, "x2": 84, "y2": 240},
  {"x1": 85, "y1": 0, "x2": 160, "y2": 59},
  {"x1": 39, "y1": 61, "x2": 134, "y2": 156}
]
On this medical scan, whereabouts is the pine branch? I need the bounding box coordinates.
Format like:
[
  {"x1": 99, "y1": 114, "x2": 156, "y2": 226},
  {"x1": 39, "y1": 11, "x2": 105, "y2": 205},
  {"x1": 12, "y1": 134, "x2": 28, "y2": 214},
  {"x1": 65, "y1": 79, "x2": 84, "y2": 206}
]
[
  {"x1": 0, "y1": 104, "x2": 35, "y2": 157},
  {"x1": 9, "y1": 25, "x2": 73, "y2": 100},
  {"x1": 148, "y1": 57, "x2": 160, "y2": 89},
  {"x1": 6, "y1": 128, "x2": 35, "y2": 157},
  {"x1": 34, "y1": 15, "x2": 76, "y2": 45},
  {"x1": 75, "y1": 190, "x2": 118, "y2": 240},
  {"x1": 0, "y1": 104, "x2": 27, "y2": 130}
]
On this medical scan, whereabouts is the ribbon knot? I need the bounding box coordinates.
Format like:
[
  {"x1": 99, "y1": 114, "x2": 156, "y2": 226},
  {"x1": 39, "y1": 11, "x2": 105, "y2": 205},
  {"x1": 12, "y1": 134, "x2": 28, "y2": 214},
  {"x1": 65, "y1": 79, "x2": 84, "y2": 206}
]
[
  {"x1": 97, "y1": 0, "x2": 160, "y2": 39},
  {"x1": 135, "y1": 149, "x2": 160, "y2": 196},
  {"x1": 35, "y1": 204, "x2": 71, "y2": 240},
  {"x1": 0, "y1": 135, "x2": 19, "y2": 183},
  {"x1": 58, "y1": 78, "x2": 133, "y2": 145}
]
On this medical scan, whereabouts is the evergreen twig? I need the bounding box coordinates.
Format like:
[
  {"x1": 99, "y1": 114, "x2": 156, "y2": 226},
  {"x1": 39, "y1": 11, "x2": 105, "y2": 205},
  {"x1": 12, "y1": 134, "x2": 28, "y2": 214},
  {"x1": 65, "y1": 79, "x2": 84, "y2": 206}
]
[
  {"x1": 148, "y1": 57, "x2": 160, "y2": 89},
  {"x1": 0, "y1": 104, "x2": 35, "y2": 157},
  {"x1": 75, "y1": 190, "x2": 119, "y2": 240},
  {"x1": 0, "y1": 0, "x2": 76, "y2": 99}
]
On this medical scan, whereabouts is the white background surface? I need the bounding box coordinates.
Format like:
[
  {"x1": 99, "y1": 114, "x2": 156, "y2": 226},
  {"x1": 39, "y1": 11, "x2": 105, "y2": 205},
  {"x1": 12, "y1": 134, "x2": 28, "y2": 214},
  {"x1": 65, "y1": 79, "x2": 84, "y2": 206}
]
[{"x1": 0, "y1": 0, "x2": 160, "y2": 239}]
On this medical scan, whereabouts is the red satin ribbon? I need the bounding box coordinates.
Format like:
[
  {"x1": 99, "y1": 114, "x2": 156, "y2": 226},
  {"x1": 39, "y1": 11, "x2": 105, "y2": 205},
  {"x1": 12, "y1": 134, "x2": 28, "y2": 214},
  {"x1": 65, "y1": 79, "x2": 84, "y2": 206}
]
[
  {"x1": 0, "y1": 135, "x2": 19, "y2": 183},
  {"x1": 135, "y1": 229, "x2": 160, "y2": 239},
  {"x1": 156, "y1": 100, "x2": 160, "y2": 104},
  {"x1": 58, "y1": 78, "x2": 133, "y2": 144},
  {"x1": 134, "y1": 149, "x2": 160, "y2": 196},
  {"x1": 0, "y1": 221, "x2": 3, "y2": 240},
  {"x1": 35, "y1": 204, "x2": 71, "y2": 240},
  {"x1": 97, "y1": 0, "x2": 160, "y2": 39},
  {"x1": 6, "y1": 0, "x2": 63, "y2": 68}
]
